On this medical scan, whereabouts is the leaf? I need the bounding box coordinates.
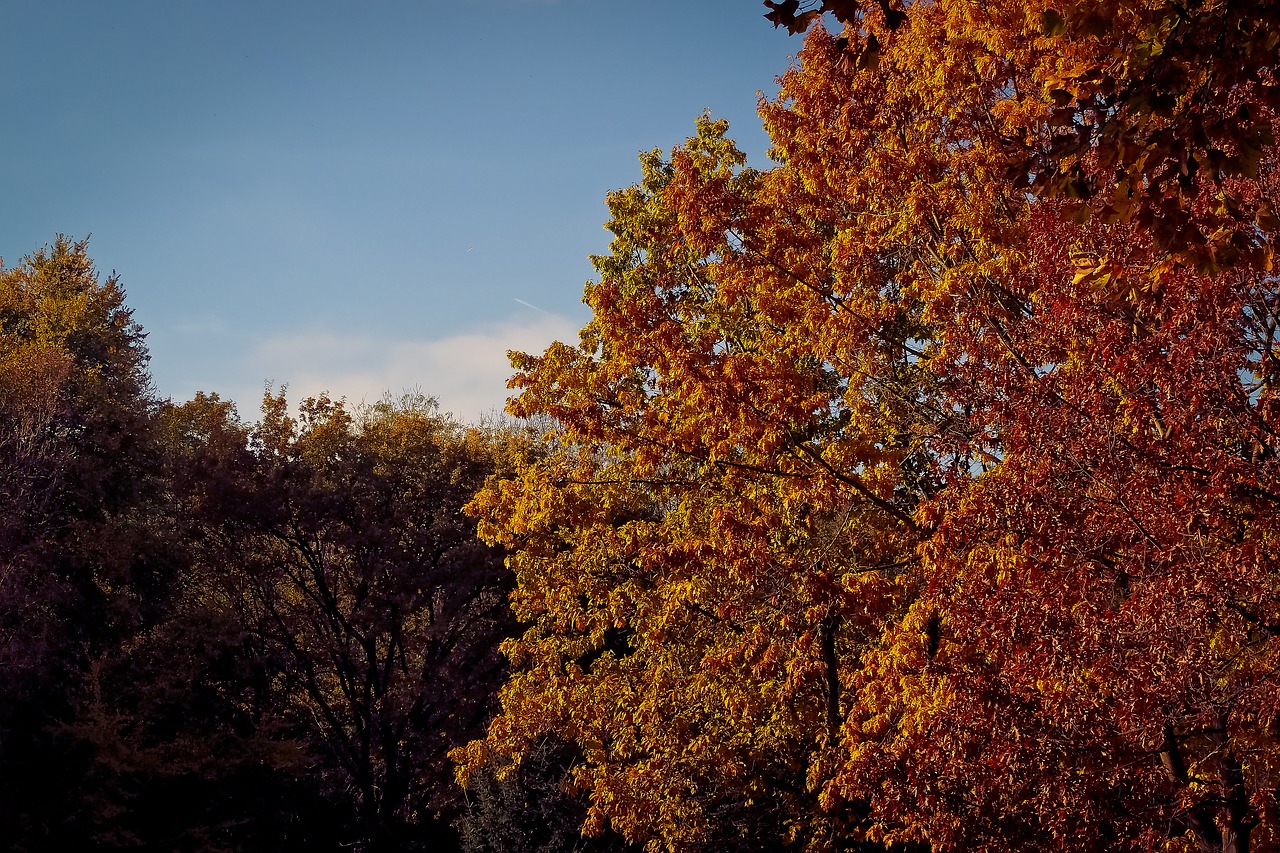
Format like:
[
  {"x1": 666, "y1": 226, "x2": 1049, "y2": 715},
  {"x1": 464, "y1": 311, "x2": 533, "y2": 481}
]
[
  {"x1": 877, "y1": 0, "x2": 909, "y2": 31},
  {"x1": 823, "y1": 0, "x2": 862, "y2": 24},
  {"x1": 764, "y1": 0, "x2": 818, "y2": 34}
]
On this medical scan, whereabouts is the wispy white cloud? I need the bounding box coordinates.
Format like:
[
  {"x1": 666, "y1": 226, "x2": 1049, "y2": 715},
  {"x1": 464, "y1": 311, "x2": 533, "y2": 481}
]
[{"x1": 239, "y1": 312, "x2": 581, "y2": 422}]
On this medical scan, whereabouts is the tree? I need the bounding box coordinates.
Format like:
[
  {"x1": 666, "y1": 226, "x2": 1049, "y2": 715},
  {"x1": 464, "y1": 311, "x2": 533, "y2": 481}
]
[
  {"x1": 831, "y1": 204, "x2": 1280, "y2": 852},
  {"x1": 56, "y1": 390, "x2": 330, "y2": 853},
  {"x1": 751, "y1": 8, "x2": 1280, "y2": 851},
  {"x1": 175, "y1": 390, "x2": 516, "y2": 852},
  {"x1": 456, "y1": 108, "x2": 941, "y2": 850},
  {"x1": 462, "y1": 6, "x2": 1280, "y2": 852},
  {"x1": 0, "y1": 236, "x2": 171, "y2": 850}
]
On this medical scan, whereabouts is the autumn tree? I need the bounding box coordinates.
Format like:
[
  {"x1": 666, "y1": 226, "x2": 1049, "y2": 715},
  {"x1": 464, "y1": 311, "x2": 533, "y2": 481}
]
[
  {"x1": 0, "y1": 242, "x2": 320, "y2": 851},
  {"x1": 456, "y1": 106, "x2": 940, "y2": 850},
  {"x1": 840, "y1": 210, "x2": 1280, "y2": 852},
  {"x1": 0, "y1": 237, "x2": 178, "y2": 850},
  {"x1": 172, "y1": 390, "x2": 516, "y2": 852},
  {"x1": 461, "y1": 3, "x2": 1280, "y2": 852},
  {"x1": 752, "y1": 5, "x2": 1280, "y2": 851},
  {"x1": 59, "y1": 391, "x2": 334, "y2": 852}
]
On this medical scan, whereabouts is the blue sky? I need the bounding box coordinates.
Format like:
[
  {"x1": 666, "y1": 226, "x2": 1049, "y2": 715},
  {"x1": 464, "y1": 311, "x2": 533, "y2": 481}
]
[{"x1": 1, "y1": 0, "x2": 799, "y2": 420}]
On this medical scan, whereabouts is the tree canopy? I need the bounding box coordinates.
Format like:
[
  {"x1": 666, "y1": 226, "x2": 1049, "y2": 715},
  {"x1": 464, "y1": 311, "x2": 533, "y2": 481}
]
[{"x1": 457, "y1": 3, "x2": 1280, "y2": 852}]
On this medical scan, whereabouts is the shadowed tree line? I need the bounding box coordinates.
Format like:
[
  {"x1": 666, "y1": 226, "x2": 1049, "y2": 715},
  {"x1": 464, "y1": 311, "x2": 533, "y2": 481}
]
[{"x1": 0, "y1": 236, "x2": 565, "y2": 852}]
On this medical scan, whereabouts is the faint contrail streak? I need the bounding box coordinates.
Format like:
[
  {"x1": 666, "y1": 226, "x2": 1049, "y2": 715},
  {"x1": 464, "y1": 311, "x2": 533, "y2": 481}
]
[{"x1": 513, "y1": 298, "x2": 552, "y2": 316}]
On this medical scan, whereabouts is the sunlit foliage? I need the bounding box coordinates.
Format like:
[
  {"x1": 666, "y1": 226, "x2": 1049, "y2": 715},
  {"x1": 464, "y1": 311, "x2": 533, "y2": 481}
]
[{"x1": 459, "y1": 3, "x2": 1280, "y2": 852}]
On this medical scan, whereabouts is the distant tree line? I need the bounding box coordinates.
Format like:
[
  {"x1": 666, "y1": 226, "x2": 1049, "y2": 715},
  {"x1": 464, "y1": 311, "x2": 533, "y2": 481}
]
[{"x1": 0, "y1": 236, "x2": 614, "y2": 852}]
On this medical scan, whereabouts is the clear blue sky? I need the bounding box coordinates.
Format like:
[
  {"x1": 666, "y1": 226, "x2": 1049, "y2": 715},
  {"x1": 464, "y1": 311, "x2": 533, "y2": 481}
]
[{"x1": 1, "y1": 0, "x2": 800, "y2": 420}]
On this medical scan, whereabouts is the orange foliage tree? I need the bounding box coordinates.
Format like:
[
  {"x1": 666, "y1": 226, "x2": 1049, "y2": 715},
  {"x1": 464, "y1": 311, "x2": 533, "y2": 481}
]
[{"x1": 460, "y1": 3, "x2": 1280, "y2": 852}]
